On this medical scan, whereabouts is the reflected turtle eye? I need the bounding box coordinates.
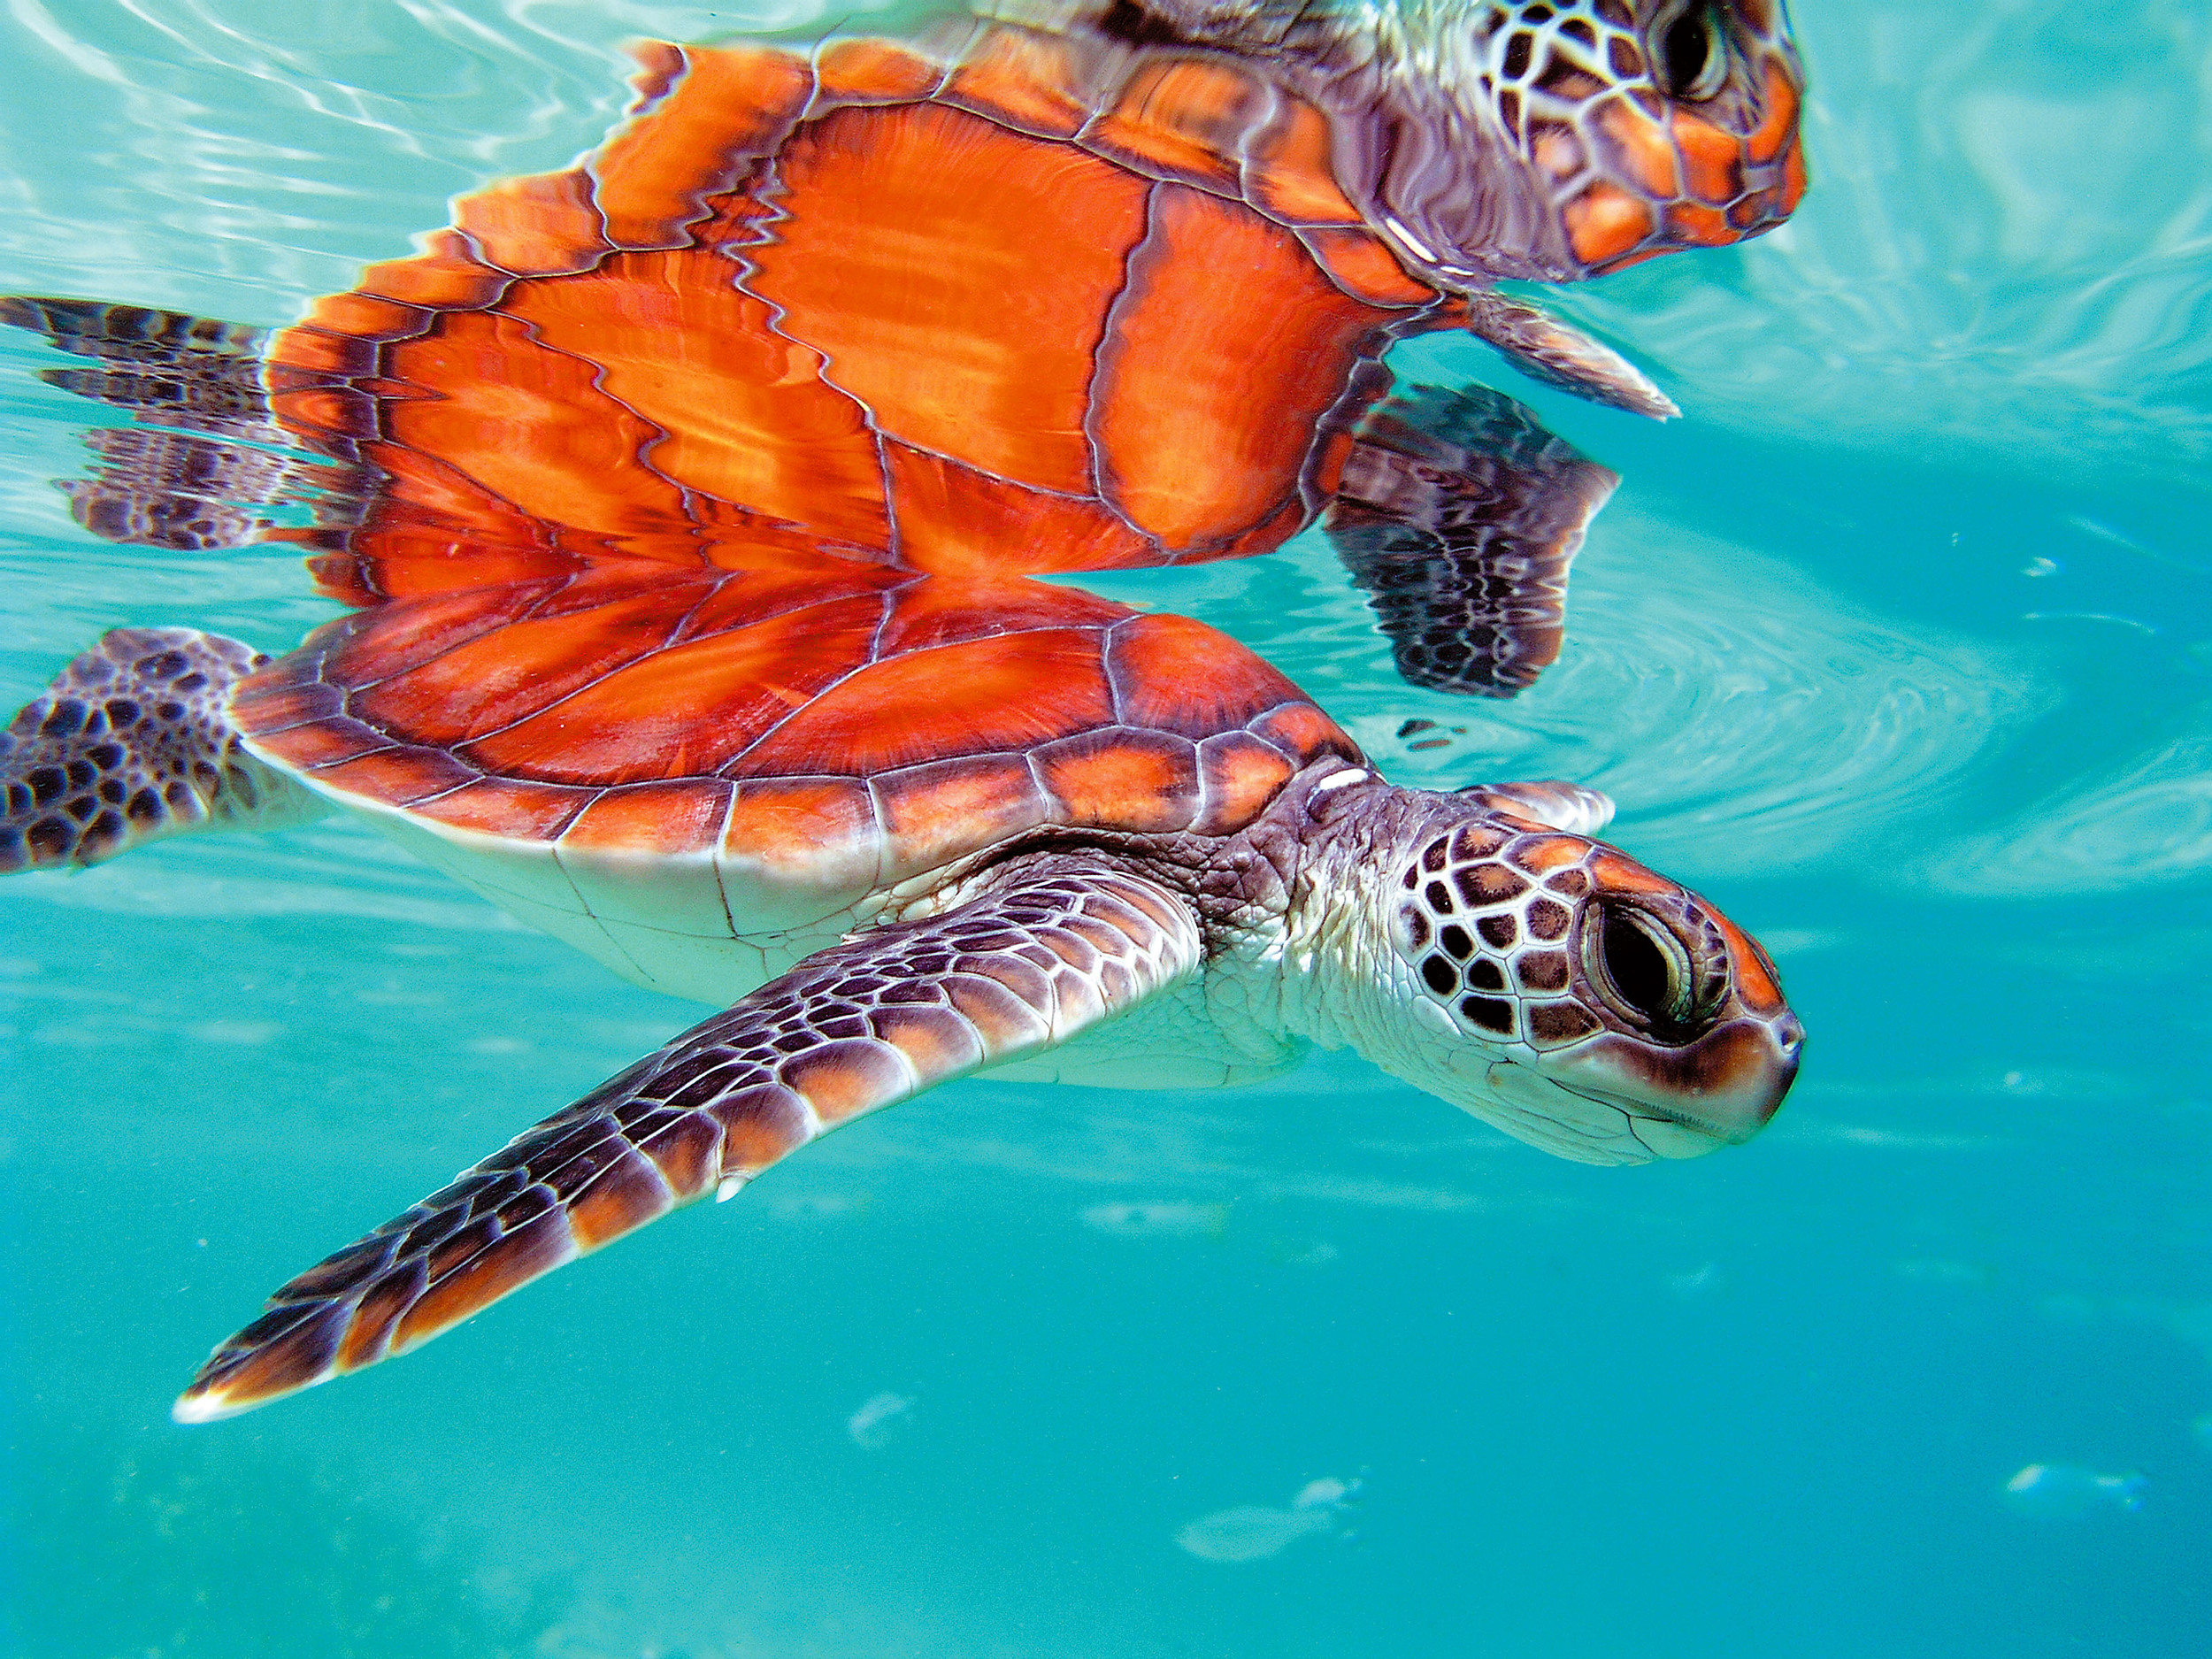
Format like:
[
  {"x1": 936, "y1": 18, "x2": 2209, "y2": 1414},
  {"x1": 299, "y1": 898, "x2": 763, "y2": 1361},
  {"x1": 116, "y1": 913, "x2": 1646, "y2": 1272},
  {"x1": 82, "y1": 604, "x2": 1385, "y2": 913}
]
[
  {"x1": 1654, "y1": 2, "x2": 1729, "y2": 101},
  {"x1": 1586, "y1": 902, "x2": 1698, "y2": 1030}
]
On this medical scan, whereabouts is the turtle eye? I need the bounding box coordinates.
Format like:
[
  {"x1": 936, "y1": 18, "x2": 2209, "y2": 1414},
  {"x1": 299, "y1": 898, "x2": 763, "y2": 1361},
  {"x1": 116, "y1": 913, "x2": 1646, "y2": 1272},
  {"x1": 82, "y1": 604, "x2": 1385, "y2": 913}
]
[
  {"x1": 1653, "y1": 2, "x2": 1728, "y2": 101},
  {"x1": 1585, "y1": 902, "x2": 1696, "y2": 1029}
]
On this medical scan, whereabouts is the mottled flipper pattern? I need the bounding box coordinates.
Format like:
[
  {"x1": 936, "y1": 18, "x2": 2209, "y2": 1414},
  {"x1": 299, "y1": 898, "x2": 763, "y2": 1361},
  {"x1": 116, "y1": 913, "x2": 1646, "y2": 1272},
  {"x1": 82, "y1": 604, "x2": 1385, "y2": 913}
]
[
  {"x1": 1325, "y1": 383, "x2": 1618, "y2": 696},
  {"x1": 1, "y1": 296, "x2": 363, "y2": 550},
  {"x1": 173, "y1": 856, "x2": 1202, "y2": 1421},
  {"x1": 0, "y1": 628, "x2": 321, "y2": 872}
]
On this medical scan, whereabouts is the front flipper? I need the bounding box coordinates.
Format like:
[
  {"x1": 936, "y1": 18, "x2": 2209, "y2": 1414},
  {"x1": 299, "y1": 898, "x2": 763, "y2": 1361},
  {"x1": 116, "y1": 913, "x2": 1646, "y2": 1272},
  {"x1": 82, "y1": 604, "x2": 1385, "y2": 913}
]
[
  {"x1": 1, "y1": 628, "x2": 322, "y2": 872},
  {"x1": 1, "y1": 296, "x2": 364, "y2": 550},
  {"x1": 1325, "y1": 384, "x2": 1617, "y2": 697},
  {"x1": 1461, "y1": 290, "x2": 1678, "y2": 422},
  {"x1": 172, "y1": 856, "x2": 1202, "y2": 1422}
]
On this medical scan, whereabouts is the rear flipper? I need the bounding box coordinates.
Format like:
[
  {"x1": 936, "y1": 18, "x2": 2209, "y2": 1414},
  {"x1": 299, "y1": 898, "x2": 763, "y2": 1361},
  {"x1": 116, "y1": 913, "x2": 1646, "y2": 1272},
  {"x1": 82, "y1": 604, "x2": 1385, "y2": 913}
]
[
  {"x1": 2, "y1": 296, "x2": 366, "y2": 551},
  {"x1": 1, "y1": 628, "x2": 323, "y2": 872},
  {"x1": 172, "y1": 853, "x2": 1202, "y2": 1422},
  {"x1": 1325, "y1": 383, "x2": 1618, "y2": 697}
]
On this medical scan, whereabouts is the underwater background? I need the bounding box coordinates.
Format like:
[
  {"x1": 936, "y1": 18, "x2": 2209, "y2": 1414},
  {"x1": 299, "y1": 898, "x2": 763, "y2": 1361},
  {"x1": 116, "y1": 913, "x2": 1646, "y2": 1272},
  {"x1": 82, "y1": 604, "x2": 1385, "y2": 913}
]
[{"x1": 2, "y1": 2, "x2": 2208, "y2": 1654}]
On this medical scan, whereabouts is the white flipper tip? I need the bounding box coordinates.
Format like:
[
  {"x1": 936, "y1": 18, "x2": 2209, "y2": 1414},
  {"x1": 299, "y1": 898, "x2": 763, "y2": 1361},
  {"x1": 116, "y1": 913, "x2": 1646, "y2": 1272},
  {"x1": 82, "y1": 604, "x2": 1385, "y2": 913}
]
[
  {"x1": 172, "y1": 1387, "x2": 250, "y2": 1425},
  {"x1": 715, "y1": 1175, "x2": 744, "y2": 1202}
]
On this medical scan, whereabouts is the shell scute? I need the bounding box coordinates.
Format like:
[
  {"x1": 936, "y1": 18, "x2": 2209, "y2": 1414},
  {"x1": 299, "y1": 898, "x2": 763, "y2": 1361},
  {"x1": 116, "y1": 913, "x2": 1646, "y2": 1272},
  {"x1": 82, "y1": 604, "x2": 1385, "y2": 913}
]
[
  {"x1": 495, "y1": 246, "x2": 895, "y2": 556},
  {"x1": 311, "y1": 581, "x2": 569, "y2": 692},
  {"x1": 305, "y1": 743, "x2": 478, "y2": 805},
  {"x1": 746, "y1": 101, "x2": 1150, "y2": 495},
  {"x1": 732, "y1": 626, "x2": 1116, "y2": 779},
  {"x1": 407, "y1": 777, "x2": 595, "y2": 841},
  {"x1": 1240, "y1": 96, "x2": 1367, "y2": 227},
  {"x1": 454, "y1": 588, "x2": 888, "y2": 786},
  {"x1": 564, "y1": 778, "x2": 732, "y2": 857},
  {"x1": 250, "y1": 716, "x2": 391, "y2": 771},
  {"x1": 1089, "y1": 186, "x2": 1394, "y2": 548},
  {"x1": 1105, "y1": 612, "x2": 1309, "y2": 739},
  {"x1": 357, "y1": 228, "x2": 508, "y2": 314},
  {"x1": 1192, "y1": 731, "x2": 1295, "y2": 836},
  {"x1": 871, "y1": 572, "x2": 1127, "y2": 656},
  {"x1": 1079, "y1": 54, "x2": 1271, "y2": 196},
  {"x1": 881, "y1": 442, "x2": 1158, "y2": 577},
  {"x1": 353, "y1": 576, "x2": 715, "y2": 750},
  {"x1": 872, "y1": 754, "x2": 1054, "y2": 881},
  {"x1": 383, "y1": 311, "x2": 692, "y2": 545},
  {"x1": 935, "y1": 24, "x2": 1100, "y2": 138},
  {"x1": 1299, "y1": 226, "x2": 1442, "y2": 309},
  {"x1": 453, "y1": 168, "x2": 611, "y2": 278},
  {"x1": 1034, "y1": 728, "x2": 1202, "y2": 834},
  {"x1": 811, "y1": 37, "x2": 946, "y2": 109},
  {"x1": 591, "y1": 45, "x2": 813, "y2": 249}
]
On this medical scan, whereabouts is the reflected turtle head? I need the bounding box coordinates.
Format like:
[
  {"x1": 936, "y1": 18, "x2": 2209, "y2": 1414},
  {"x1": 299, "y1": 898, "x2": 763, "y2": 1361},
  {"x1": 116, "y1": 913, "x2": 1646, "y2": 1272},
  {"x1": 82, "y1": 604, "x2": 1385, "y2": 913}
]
[
  {"x1": 1314, "y1": 772, "x2": 1802, "y2": 1164},
  {"x1": 1364, "y1": 0, "x2": 1809, "y2": 281},
  {"x1": 1101, "y1": 0, "x2": 1809, "y2": 283}
]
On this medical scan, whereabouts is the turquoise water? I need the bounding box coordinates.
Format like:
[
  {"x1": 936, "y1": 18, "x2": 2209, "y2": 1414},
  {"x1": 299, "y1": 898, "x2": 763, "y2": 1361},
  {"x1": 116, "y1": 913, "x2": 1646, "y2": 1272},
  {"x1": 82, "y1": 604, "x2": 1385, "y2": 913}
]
[{"x1": 4, "y1": 2, "x2": 2209, "y2": 1654}]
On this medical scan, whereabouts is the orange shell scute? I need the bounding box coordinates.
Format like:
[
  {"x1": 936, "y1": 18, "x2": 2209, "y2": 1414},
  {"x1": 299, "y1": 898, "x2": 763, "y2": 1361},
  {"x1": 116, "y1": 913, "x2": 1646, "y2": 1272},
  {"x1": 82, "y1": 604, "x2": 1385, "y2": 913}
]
[
  {"x1": 938, "y1": 24, "x2": 1099, "y2": 137},
  {"x1": 1299, "y1": 227, "x2": 1440, "y2": 309},
  {"x1": 1242, "y1": 97, "x2": 1365, "y2": 226},
  {"x1": 562, "y1": 780, "x2": 733, "y2": 856},
  {"x1": 872, "y1": 755, "x2": 1054, "y2": 879},
  {"x1": 1080, "y1": 55, "x2": 1270, "y2": 195},
  {"x1": 410, "y1": 777, "x2": 595, "y2": 841},
  {"x1": 454, "y1": 169, "x2": 610, "y2": 278},
  {"x1": 357, "y1": 228, "x2": 507, "y2": 312},
  {"x1": 813, "y1": 37, "x2": 945, "y2": 108},
  {"x1": 592, "y1": 45, "x2": 812, "y2": 249},
  {"x1": 1035, "y1": 729, "x2": 1202, "y2": 833},
  {"x1": 1193, "y1": 732, "x2": 1295, "y2": 836}
]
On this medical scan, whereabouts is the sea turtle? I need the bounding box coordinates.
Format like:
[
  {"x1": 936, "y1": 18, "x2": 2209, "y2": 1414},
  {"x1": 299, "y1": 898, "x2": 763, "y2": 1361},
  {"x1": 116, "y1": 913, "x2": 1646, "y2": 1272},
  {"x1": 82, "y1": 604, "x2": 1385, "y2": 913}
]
[
  {"x1": 17, "y1": 0, "x2": 1807, "y2": 695},
  {"x1": 0, "y1": 2, "x2": 1808, "y2": 1422}
]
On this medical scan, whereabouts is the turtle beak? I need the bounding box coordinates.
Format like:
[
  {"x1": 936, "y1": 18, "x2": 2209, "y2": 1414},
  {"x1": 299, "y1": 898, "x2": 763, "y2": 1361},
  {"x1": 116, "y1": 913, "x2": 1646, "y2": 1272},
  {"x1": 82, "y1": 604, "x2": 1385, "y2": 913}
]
[{"x1": 1552, "y1": 1007, "x2": 1802, "y2": 1156}]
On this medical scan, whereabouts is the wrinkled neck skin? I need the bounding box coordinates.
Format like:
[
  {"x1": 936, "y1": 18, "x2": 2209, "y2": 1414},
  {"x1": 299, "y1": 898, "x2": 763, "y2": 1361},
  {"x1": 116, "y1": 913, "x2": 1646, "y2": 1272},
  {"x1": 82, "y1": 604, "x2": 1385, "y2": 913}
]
[
  {"x1": 1224, "y1": 763, "x2": 1449, "y2": 1055},
  {"x1": 988, "y1": 0, "x2": 1570, "y2": 284}
]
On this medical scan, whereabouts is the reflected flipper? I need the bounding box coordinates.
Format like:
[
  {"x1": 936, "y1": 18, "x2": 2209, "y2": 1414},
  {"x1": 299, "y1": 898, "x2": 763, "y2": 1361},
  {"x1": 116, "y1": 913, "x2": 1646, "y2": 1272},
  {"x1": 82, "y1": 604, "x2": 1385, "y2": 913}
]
[
  {"x1": 1325, "y1": 383, "x2": 1617, "y2": 696},
  {"x1": 1462, "y1": 291, "x2": 1678, "y2": 422},
  {"x1": 173, "y1": 854, "x2": 1201, "y2": 1422},
  {"x1": 0, "y1": 296, "x2": 365, "y2": 551}
]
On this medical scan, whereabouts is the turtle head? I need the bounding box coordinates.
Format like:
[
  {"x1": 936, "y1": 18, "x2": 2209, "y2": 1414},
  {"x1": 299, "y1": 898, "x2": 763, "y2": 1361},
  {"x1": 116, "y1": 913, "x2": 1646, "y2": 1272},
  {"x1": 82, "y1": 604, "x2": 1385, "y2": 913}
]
[
  {"x1": 1304, "y1": 773, "x2": 1801, "y2": 1164},
  {"x1": 1076, "y1": 0, "x2": 1808, "y2": 283},
  {"x1": 1356, "y1": 0, "x2": 1809, "y2": 283}
]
